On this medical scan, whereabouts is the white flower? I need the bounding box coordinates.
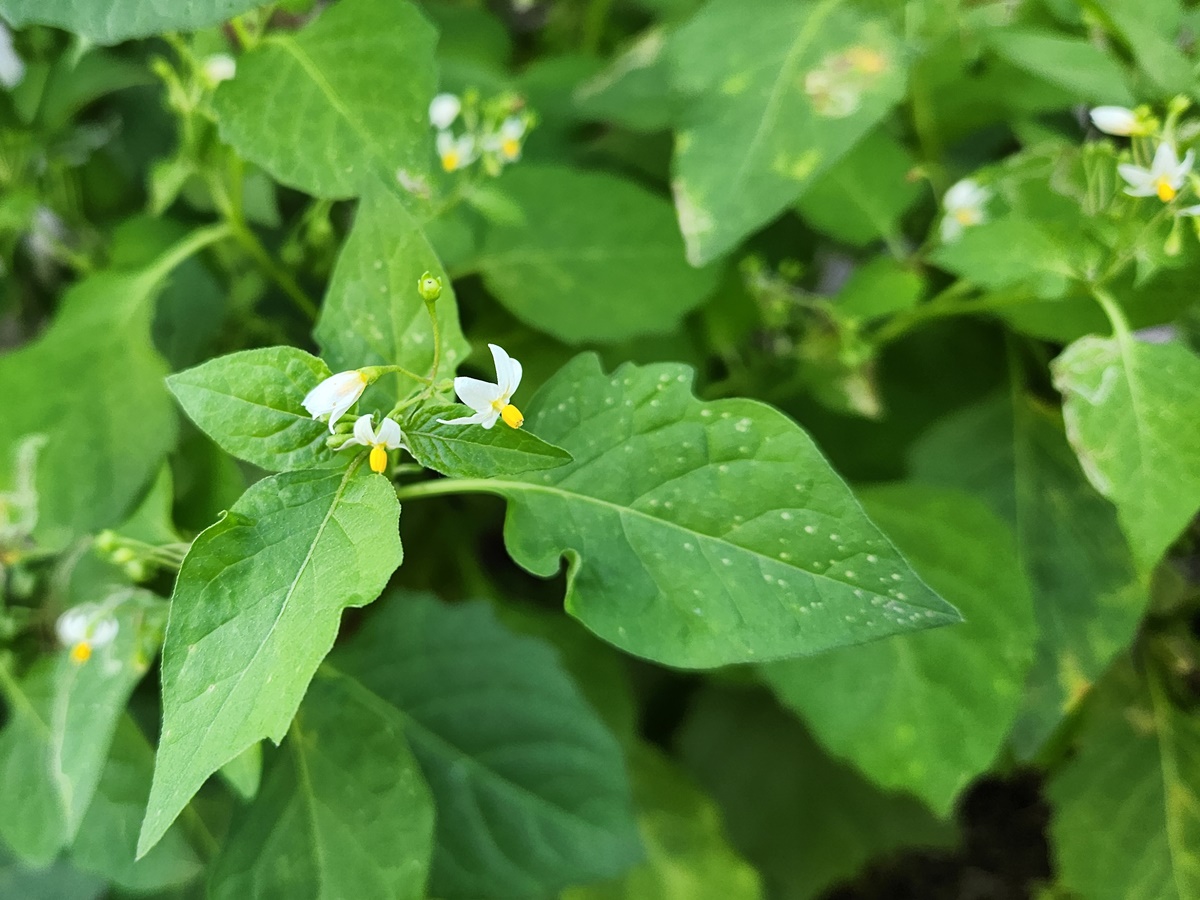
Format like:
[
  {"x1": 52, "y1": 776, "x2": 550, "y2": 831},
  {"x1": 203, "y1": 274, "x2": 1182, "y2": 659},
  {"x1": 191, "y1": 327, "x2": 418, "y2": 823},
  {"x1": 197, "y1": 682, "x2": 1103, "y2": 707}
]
[
  {"x1": 349, "y1": 415, "x2": 405, "y2": 474},
  {"x1": 429, "y1": 93, "x2": 462, "y2": 130},
  {"x1": 302, "y1": 370, "x2": 368, "y2": 432},
  {"x1": 437, "y1": 131, "x2": 476, "y2": 172},
  {"x1": 1089, "y1": 106, "x2": 1142, "y2": 137},
  {"x1": 940, "y1": 178, "x2": 991, "y2": 242},
  {"x1": 485, "y1": 117, "x2": 527, "y2": 163},
  {"x1": 56, "y1": 604, "x2": 119, "y2": 664},
  {"x1": 202, "y1": 53, "x2": 237, "y2": 84},
  {"x1": 0, "y1": 21, "x2": 24, "y2": 90},
  {"x1": 1118, "y1": 142, "x2": 1194, "y2": 202},
  {"x1": 439, "y1": 343, "x2": 525, "y2": 429}
]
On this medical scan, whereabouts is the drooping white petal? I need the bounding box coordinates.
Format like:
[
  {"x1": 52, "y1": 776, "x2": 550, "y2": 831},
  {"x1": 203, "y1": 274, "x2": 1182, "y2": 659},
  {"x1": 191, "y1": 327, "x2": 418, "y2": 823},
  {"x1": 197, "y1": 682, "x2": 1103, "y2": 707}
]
[
  {"x1": 202, "y1": 54, "x2": 237, "y2": 84},
  {"x1": 488, "y1": 344, "x2": 516, "y2": 393},
  {"x1": 943, "y1": 178, "x2": 988, "y2": 213},
  {"x1": 478, "y1": 407, "x2": 502, "y2": 429},
  {"x1": 1089, "y1": 106, "x2": 1138, "y2": 136},
  {"x1": 455, "y1": 133, "x2": 477, "y2": 165},
  {"x1": 90, "y1": 617, "x2": 119, "y2": 649},
  {"x1": 1178, "y1": 204, "x2": 1200, "y2": 216},
  {"x1": 353, "y1": 414, "x2": 377, "y2": 447},
  {"x1": 1117, "y1": 163, "x2": 1156, "y2": 196},
  {"x1": 376, "y1": 417, "x2": 404, "y2": 449},
  {"x1": 453, "y1": 375, "x2": 503, "y2": 413},
  {"x1": 500, "y1": 116, "x2": 526, "y2": 140},
  {"x1": 0, "y1": 22, "x2": 24, "y2": 90},
  {"x1": 1178, "y1": 149, "x2": 1195, "y2": 179},
  {"x1": 506, "y1": 358, "x2": 523, "y2": 398},
  {"x1": 429, "y1": 93, "x2": 461, "y2": 129},
  {"x1": 302, "y1": 371, "x2": 367, "y2": 431},
  {"x1": 436, "y1": 130, "x2": 455, "y2": 158},
  {"x1": 438, "y1": 410, "x2": 491, "y2": 426},
  {"x1": 55, "y1": 607, "x2": 92, "y2": 646},
  {"x1": 940, "y1": 214, "x2": 964, "y2": 243},
  {"x1": 1151, "y1": 142, "x2": 1180, "y2": 177}
]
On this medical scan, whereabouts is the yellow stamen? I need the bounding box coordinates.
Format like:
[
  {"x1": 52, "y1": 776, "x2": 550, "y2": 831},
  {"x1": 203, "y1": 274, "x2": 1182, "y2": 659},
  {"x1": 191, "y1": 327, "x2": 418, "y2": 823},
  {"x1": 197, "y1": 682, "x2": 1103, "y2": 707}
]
[
  {"x1": 500, "y1": 404, "x2": 524, "y2": 429},
  {"x1": 954, "y1": 208, "x2": 978, "y2": 226},
  {"x1": 441, "y1": 151, "x2": 459, "y2": 172},
  {"x1": 369, "y1": 444, "x2": 389, "y2": 474},
  {"x1": 1156, "y1": 177, "x2": 1177, "y2": 202},
  {"x1": 846, "y1": 47, "x2": 886, "y2": 74},
  {"x1": 70, "y1": 642, "x2": 92, "y2": 664},
  {"x1": 501, "y1": 138, "x2": 521, "y2": 160}
]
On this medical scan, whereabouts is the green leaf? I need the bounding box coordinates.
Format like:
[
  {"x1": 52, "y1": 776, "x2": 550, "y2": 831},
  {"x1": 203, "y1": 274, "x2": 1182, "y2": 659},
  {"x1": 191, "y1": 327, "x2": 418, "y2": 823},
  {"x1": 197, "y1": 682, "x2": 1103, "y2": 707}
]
[
  {"x1": 71, "y1": 716, "x2": 202, "y2": 893},
  {"x1": 1052, "y1": 334, "x2": 1200, "y2": 573},
  {"x1": 575, "y1": 27, "x2": 681, "y2": 133},
  {"x1": 795, "y1": 130, "x2": 924, "y2": 248},
  {"x1": 0, "y1": 844, "x2": 104, "y2": 900},
  {"x1": 211, "y1": 0, "x2": 438, "y2": 198},
  {"x1": 986, "y1": 29, "x2": 1133, "y2": 105},
  {"x1": 679, "y1": 686, "x2": 952, "y2": 900},
  {"x1": 909, "y1": 393, "x2": 1146, "y2": 758},
  {"x1": 219, "y1": 742, "x2": 262, "y2": 802},
  {"x1": 315, "y1": 183, "x2": 469, "y2": 392},
  {"x1": 1048, "y1": 661, "x2": 1200, "y2": 900},
  {"x1": 762, "y1": 483, "x2": 1036, "y2": 816},
  {"x1": 332, "y1": 592, "x2": 642, "y2": 899},
  {"x1": 0, "y1": 593, "x2": 164, "y2": 865},
  {"x1": 0, "y1": 0, "x2": 259, "y2": 43},
  {"x1": 563, "y1": 742, "x2": 763, "y2": 900},
  {"x1": 473, "y1": 354, "x2": 958, "y2": 669},
  {"x1": 833, "y1": 257, "x2": 923, "y2": 323},
  {"x1": 478, "y1": 166, "x2": 718, "y2": 343},
  {"x1": 167, "y1": 347, "x2": 335, "y2": 473},
  {"x1": 403, "y1": 404, "x2": 572, "y2": 478},
  {"x1": 0, "y1": 256, "x2": 183, "y2": 548},
  {"x1": 669, "y1": 0, "x2": 907, "y2": 263},
  {"x1": 137, "y1": 462, "x2": 402, "y2": 858},
  {"x1": 209, "y1": 672, "x2": 434, "y2": 900},
  {"x1": 931, "y1": 216, "x2": 1071, "y2": 299}
]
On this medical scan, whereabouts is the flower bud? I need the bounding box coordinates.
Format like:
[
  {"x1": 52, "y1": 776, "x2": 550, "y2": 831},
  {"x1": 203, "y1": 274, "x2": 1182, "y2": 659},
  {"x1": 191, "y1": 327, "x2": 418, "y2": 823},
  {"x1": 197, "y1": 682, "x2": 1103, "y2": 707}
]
[
  {"x1": 418, "y1": 272, "x2": 442, "y2": 302},
  {"x1": 112, "y1": 547, "x2": 136, "y2": 565},
  {"x1": 125, "y1": 560, "x2": 150, "y2": 582},
  {"x1": 95, "y1": 529, "x2": 119, "y2": 552}
]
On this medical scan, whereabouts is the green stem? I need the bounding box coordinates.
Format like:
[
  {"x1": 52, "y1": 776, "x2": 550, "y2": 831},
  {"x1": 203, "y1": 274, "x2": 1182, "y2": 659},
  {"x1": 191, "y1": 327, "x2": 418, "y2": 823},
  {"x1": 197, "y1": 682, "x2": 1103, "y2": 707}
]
[
  {"x1": 146, "y1": 223, "x2": 233, "y2": 284},
  {"x1": 395, "y1": 477, "x2": 496, "y2": 503},
  {"x1": 424, "y1": 302, "x2": 442, "y2": 390},
  {"x1": 580, "y1": 0, "x2": 615, "y2": 53},
  {"x1": 1091, "y1": 285, "x2": 1133, "y2": 343},
  {"x1": 228, "y1": 220, "x2": 318, "y2": 320},
  {"x1": 871, "y1": 282, "x2": 1029, "y2": 345},
  {"x1": 361, "y1": 364, "x2": 432, "y2": 386}
]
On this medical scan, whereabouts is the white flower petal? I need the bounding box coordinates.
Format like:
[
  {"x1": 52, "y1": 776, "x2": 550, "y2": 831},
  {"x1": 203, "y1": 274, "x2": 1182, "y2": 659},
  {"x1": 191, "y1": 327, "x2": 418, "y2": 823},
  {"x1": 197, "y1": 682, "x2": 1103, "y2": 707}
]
[
  {"x1": 0, "y1": 22, "x2": 25, "y2": 90},
  {"x1": 1117, "y1": 163, "x2": 1154, "y2": 193},
  {"x1": 1178, "y1": 204, "x2": 1200, "y2": 216},
  {"x1": 436, "y1": 130, "x2": 455, "y2": 157},
  {"x1": 91, "y1": 618, "x2": 119, "y2": 648},
  {"x1": 377, "y1": 417, "x2": 404, "y2": 449},
  {"x1": 1151, "y1": 142, "x2": 1180, "y2": 178},
  {"x1": 480, "y1": 408, "x2": 502, "y2": 429},
  {"x1": 429, "y1": 93, "x2": 461, "y2": 129},
  {"x1": 55, "y1": 607, "x2": 92, "y2": 645},
  {"x1": 1178, "y1": 149, "x2": 1195, "y2": 179},
  {"x1": 438, "y1": 411, "x2": 490, "y2": 426},
  {"x1": 940, "y1": 215, "x2": 963, "y2": 243},
  {"x1": 353, "y1": 414, "x2": 377, "y2": 447},
  {"x1": 303, "y1": 371, "x2": 367, "y2": 431},
  {"x1": 507, "y1": 358, "x2": 523, "y2": 397},
  {"x1": 1089, "y1": 106, "x2": 1138, "y2": 136},
  {"x1": 203, "y1": 54, "x2": 237, "y2": 84},
  {"x1": 488, "y1": 343, "x2": 516, "y2": 392},
  {"x1": 943, "y1": 178, "x2": 988, "y2": 212},
  {"x1": 500, "y1": 116, "x2": 526, "y2": 140},
  {"x1": 453, "y1": 376, "x2": 502, "y2": 413}
]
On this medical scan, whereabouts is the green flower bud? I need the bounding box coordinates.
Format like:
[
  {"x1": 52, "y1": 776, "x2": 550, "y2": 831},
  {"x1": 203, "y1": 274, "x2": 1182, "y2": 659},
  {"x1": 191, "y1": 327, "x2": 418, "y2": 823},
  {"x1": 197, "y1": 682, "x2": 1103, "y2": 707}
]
[
  {"x1": 418, "y1": 272, "x2": 443, "y2": 303},
  {"x1": 95, "y1": 529, "x2": 119, "y2": 552},
  {"x1": 112, "y1": 547, "x2": 136, "y2": 565},
  {"x1": 125, "y1": 560, "x2": 150, "y2": 582}
]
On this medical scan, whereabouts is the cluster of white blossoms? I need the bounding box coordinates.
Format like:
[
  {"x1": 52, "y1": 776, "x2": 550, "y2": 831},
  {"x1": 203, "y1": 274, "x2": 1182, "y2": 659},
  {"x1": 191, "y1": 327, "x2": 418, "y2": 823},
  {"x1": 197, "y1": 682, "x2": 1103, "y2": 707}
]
[
  {"x1": 428, "y1": 91, "x2": 531, "y2": 175},
  {"x1": 302, "y1": 342, "x2": 526, "y2": 474},
  {"x1": 1090, "y1": 104, "x2": 1200, "y2": 213}
]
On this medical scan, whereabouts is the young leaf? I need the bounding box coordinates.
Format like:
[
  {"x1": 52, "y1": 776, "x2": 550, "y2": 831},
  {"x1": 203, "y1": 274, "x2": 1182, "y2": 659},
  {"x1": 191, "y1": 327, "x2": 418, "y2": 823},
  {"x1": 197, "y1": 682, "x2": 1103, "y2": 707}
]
[
  {"x1": 478, "y1": 166, "x2": 718, "y2": 343},
  {"x1": 669, "y1": 0, "x2": 906, "y2": 264},
  {"x1": 563, "y1": 742, "x2": 763, "y2": 900},
  {"x1": 209, "y1": 673, "x2": 435, "y2": 900},
  {"x1": 137, "y1": 462, "x2": 402, "y2": 859},
  {"x1": 0, "y1": 594, "x2": 163, "y2": 865},
  {"x1": 762, "y1": 484, "x2": 1036, "y2": 816},
  {"x1": 909, "y1": 393, "x2": 1146, "y2": 758},
  {"x1": 1052, "y1": 334, "x2": 1200, "y2": 573},
  {"x1": 473, "y1": 354, "x2": 958, "y2": 669},
  {"x1": 332, "y1": 593, "x2": 642, "y2": 900},
  {"x1": 211, "y1": 0, "x2": 438, "y2": 198},
  {"x1": 315, "y1": 182, "x2": 469, "y2": 390},
  {"x1": 0, "y1": 0, "x2": 259, "y2": 44},
  {"x1": 70, "y1": 717, "x2": 202, "y2": 893},
  {"x1": 1048, "y1": 662, "x2": 1200, "y2": 900},
  {"x1": 403, "y1": 404, "x2": 572, "y2": 478},
  {"x1": 167, "y1": 347, "x2": 335, "y2": 473}
]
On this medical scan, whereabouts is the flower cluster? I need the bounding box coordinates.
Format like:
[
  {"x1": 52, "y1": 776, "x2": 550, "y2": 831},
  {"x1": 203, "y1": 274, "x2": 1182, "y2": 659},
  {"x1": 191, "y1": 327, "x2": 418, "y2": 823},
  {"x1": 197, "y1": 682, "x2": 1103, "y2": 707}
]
[
  {"x1": 428, "y1": 91, "x2": 533, "y2": 176},
  {"x1": 1089, "y1": 103, "x2": 1199, "y2": 212}
]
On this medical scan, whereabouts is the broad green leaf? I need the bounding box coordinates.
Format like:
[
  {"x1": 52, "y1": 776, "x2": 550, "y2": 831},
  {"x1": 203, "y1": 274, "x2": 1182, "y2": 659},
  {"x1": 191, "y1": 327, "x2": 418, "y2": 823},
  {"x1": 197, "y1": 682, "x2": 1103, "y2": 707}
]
[
  {"x1": 1048, "y1": 661, "x2": 1200, "y2": 900},
  {"x1": 910, "y1": 393, "x2": 1146, "y2": 758},
  {"x1": 0, "y1": 593, "x2": 164, "y2": 865},
  {"x1": 932, "y1": 216, "x2": 1071, "y2": 299},
  {"x1": 679, "y1": 686, "x2": 952, "y2": 900},
  {"x1": 986, "y1": 29, "x2": 1133, "y2": 105},
  {"x1": 0, "y1": 248, "x2": 188, "y2": 548},
  {"x1": 833, "y1": 257, "x2": 923, "y2": 323},
  {"x1": 315, "y1": 183, "x2": 469, "y2": 393},
  {"x1": 332, "y1": 592, "x2": 642, "y2": 899},
  {"x1": 1052, "y1": 334, "x2": 1200, "y2": 573},
  {"x1": 564, "y1": 742, "x2": 763, "y2": 900},
  {"x1": 219, "y1": 742, "x2": 262, "y2": 802},
  {"x1": 137, "y1": 462, "x2": 402, "y2": 858},
  {"x1": 1091, "y1": 0, "x2": 1192, "y2": 93},
  {"x1": 669, "y1": 0, "x2": 907, "y2": 263},
  {"x1": 0, "y1": 0, "x2": 259, "y2": 43},
  {"x1": 212, "y1": 0, "x2": 438, "y2": 198},
  {"x1": 71, "y1": 717, "x2": 202, "y2": 893},
  {"x1": 478, "y1": 166, "x2": 718, "y2": 343},
  {"x1": 762, "y1": 483, "x2": 1036, "y2": 816},
  {"x1": 403, "y1": 404, "x2": 572, "y2": 478},
  {"x1": 475, "y1": 354, "x2": 958, "y2": 669},
  {"x1": 795, "y1": 130, "x2": 924, "y2": 248},
  {"x1": 209, "y1": 673, "x2": 434, "y2": 900},
  {"x1": 574, "y1": 27, "x2": 681, "y2": 132},
  {"x1": 0, "y1": 845, "x2": 104, "y2": 900},
  {"x1": 168, "y1": 347, "x2": 335, "y2": 473}
]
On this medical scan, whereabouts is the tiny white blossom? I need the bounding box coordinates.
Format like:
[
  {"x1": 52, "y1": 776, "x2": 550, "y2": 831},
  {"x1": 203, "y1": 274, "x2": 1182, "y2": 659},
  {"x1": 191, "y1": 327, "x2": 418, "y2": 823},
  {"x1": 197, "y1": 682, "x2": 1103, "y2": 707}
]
[
  {"x1": 1089, "y1": 106, "x2": 1142, "y2": 137},
  {"x1": 940, "y1": 178, "x2": 991, "y2": 242},
  {"x1": 428, "y1": 93, "x2": 462, "y2": 130},
  {"x1": 1118, "y1": 142, "x2": 1194, "y2": 202},
  {"x1": 56, "y1": 604, "x2": 119, "y2": 664},
  {"x1": 485, "y1": 116, "x2": 527, "y2": 163},
  {"x1": 439, "y1": 343, "x2": 524, "y2": 429},
  {"x1": 0, "y1": 21, "x2": 24, "y2": 89},
  {"x1": 349, "y1": 415, "x2": 405, "y2": 474},
  {"x1": 303, "y1": 370, "x2": 368, "y2": 432},
  {"x1": 202, "y1": 53, "x2": 237, "y2": 84},
  {"x1": 1178, "y1": 203, "x2": 1200, "y2": 216},
  {"x1": 437, "y1": 131, "x2": 476, "y2": 172}
]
